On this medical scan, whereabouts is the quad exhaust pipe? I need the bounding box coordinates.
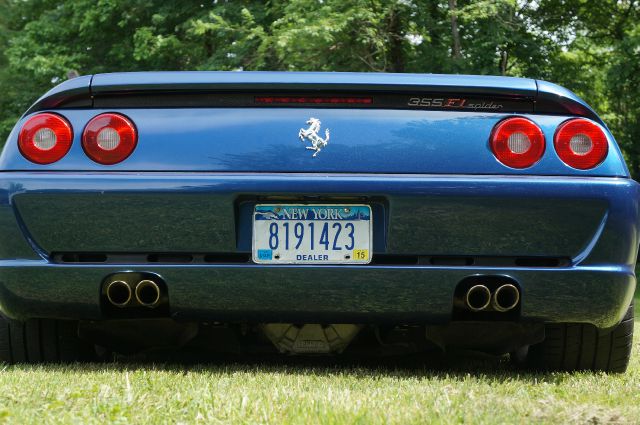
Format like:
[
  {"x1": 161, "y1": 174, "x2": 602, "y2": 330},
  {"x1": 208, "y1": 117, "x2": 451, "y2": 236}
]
[
  {"x1": 135, "y1": 279, "x2": 161, "y2": 307},
  {"x1": 105, "y1": 278, "x2": 162, "y2": 308},
  {"x1": 464, "y1": 283, "x2": 520, "y2": 312},
  {"x1": 492, "y1": 284, "x2": 520, "y2": 312},
  {"x1": 106, "y1": 280, "x2": 132, "y2": 307},
  {"x1": 465, "y1": 284, "x2": 491, "y2": 312}
]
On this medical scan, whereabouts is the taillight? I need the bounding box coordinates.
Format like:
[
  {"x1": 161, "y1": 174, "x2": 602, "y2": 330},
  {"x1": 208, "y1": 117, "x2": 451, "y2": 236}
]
[
  {"x1": 82, "y1": 113, "x2": 137, "y2": 165},
  {"x1": 490, "y1": 117, "x2": 545, "y2": 168},
  {"x1": 554, "y1": 118, "x2": 608, "y2": 170},
  {"x1": 18, "y1": 113, "x2": 73, "y2": 164}
]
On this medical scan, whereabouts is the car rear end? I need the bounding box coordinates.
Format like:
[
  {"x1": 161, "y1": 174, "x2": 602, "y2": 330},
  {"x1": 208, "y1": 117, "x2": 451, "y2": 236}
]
[{"x1": 0, "y1": 72, "x2": 637, "y2": 370}]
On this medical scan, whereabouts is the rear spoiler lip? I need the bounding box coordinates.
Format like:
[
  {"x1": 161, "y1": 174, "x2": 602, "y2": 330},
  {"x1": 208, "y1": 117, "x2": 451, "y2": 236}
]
[
  {"x1": 24, "y1": 75, "x2": 93, "y2": 117},
  {"x1": 24, "y1": 71, "x2": 601, "y2": 123},
  {"x1": 89, "y1": 71, "x2": 538, "y2": 96},
  {"x1": 534, "y1": 79, "x2": 601, "y2": 124}
]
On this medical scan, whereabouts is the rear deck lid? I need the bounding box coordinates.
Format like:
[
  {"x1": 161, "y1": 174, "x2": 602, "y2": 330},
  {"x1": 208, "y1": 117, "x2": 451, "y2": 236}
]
[{"x1": 3, "y1": 72, "x2": 625, "y2": 176}]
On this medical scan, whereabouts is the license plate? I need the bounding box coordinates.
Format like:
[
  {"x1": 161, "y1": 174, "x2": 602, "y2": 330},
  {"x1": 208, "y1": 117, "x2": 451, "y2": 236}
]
[{"x1": 252, "y1": 204, "x2": 372, "y2": 264}]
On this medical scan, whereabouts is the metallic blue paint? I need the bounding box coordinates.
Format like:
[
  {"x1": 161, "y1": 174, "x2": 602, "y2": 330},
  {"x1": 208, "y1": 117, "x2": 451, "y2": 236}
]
[
  {"x1": 0, "y1": 172, "x2": 636, "y2": 328},
  {"x1": 0, "y1": 109, "x2": 628, "y2": 175},
  {"x1": 0, "y1": 72, "x2": 638, "y2": 331},
  {"x1": 4, "y1": 173, "x2": 636, "y2": 262},
  {"x1": 0, "y1": 262, "x2": 633, "y2": 329}
]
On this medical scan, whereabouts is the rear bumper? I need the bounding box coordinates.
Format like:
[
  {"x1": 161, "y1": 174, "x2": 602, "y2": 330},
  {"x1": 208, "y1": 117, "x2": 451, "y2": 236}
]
[
  {"x1": 0, "y1": 172, "x2": 637, "y2": 328},
  {"x1": 0, "y1": 262, "x2": 635, "y2": 329}
]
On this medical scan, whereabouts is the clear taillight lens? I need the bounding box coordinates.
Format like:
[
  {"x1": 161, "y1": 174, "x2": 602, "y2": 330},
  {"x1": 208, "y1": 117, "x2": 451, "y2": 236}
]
[
  {"x1": 554, "y1": 118, "x2": 608, "y2": 170},
  {"x1": 490, "y1": 117, "x2": 545, "y2": 168},
  {"x1": 18, "y1": 113, "x2": 73, "y2": 164},
  {"x1": 82, "y1": 113, "x2": 137, "y2": 165}
]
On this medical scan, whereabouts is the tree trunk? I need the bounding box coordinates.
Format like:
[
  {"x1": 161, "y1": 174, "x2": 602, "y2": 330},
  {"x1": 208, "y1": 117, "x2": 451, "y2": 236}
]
[
  {"x1": 448, "y1": 0, "x2": 462, "y2": 60},
  {"x1": 387, "y1": 6, "x2": 405, "y2": 73},
  {"x1": 500, "y1": 49, "x2": 508, "y2": 75}
]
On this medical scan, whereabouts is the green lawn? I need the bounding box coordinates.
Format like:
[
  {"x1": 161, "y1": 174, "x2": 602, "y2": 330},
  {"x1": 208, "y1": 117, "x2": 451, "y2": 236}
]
[{"x1": 0, "y1": 293, "x2": 638, "y2": 424}]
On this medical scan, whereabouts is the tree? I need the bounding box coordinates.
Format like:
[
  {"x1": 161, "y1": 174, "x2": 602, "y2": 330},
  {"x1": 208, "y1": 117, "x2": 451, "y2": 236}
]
[{"x1": 1, "y1": 0, "x2": 639, "y2": 177}]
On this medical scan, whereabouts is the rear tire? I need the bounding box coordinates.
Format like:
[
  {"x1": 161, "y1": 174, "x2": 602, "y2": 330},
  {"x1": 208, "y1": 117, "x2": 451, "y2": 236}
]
[
  {"x1": 527, "y1": 303, "x2": 634, "y2": 373},
  {"x1": 0, "y1": 317, "x2": 95, "y2": 364}
]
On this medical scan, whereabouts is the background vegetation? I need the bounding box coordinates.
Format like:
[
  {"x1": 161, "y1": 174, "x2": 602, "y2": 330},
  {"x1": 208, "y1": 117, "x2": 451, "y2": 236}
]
[
  {"x1": 0, "y1": 0, "x2": 640, "y2": 177},
  {"x1": 0, "y1": 0, "x2": 638, "y2": 174}
]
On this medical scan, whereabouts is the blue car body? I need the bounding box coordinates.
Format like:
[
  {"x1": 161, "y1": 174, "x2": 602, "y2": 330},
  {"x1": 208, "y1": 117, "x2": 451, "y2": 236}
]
[{"x1": 0, "y1": 72, "x2": 637, "y2": 367}]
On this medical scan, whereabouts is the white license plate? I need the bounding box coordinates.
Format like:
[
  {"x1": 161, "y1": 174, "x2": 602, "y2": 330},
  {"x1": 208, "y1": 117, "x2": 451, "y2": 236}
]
[{"x1": 252, "y1": 204, "x2": 372, "y2": 264}]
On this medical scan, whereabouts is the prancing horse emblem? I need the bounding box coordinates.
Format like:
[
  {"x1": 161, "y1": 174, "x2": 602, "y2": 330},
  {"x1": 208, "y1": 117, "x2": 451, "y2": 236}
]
[{"x1": 298, "y1": 117, "x2": 330, "y2": 157}]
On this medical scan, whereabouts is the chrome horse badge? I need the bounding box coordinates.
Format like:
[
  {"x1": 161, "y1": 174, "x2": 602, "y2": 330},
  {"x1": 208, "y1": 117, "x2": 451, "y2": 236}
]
[{"x1": 299, "y1": 118, "x2": 330, "y2": 157}]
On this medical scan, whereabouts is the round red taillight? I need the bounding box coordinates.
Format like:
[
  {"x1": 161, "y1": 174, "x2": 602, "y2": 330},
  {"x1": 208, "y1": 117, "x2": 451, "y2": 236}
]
[
  {"x1": 18, "y1": 113, "x2": 73, "y2": 164},
  {"x1": 490, "y1": 117, "x2": 545, "y2": 169},
  {"x1": 82, "y1": 113, "x2": 137, "y2": 165},
  {"x1": 554, "y1": 118, "x2": 608, "y2": 170}
]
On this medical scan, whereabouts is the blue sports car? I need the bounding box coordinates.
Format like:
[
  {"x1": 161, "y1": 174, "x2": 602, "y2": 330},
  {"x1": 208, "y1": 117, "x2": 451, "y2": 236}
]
[{"x1": 0, "y1": 72, "x2": 637, "y2": 371}]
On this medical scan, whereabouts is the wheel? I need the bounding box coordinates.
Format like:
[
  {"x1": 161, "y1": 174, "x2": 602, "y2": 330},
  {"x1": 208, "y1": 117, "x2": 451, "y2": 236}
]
[
  {"x1": 527, "y1": 303, "x2": 634, "y2": 373},
  {"x1": 0, "y1": 317, "x2": 95, "y2": 364}
]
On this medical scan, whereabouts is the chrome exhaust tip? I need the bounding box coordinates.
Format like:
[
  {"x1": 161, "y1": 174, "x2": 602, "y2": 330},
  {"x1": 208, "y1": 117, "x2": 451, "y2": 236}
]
[
  {"x1": 492, "y1": 284, "x2": 520, "y2": 312},
  {"x1": 106, "y1": 280, "x2": 132, "y2": 307},
  {"x1": 135, "y1": 279, "x2": 161, "y2": 307},
  {"x1": 465, "y1": 284, "x2": 491, "y2": 312}
]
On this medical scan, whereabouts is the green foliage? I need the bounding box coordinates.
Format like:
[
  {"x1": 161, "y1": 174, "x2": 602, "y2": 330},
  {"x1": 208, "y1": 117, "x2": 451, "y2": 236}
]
[
  {"x1": 603, "y1": 20, "x2": 640, "y2": 175},
  {"x1": 0, "y1": 0, "x2": 639, "y2": 176}
]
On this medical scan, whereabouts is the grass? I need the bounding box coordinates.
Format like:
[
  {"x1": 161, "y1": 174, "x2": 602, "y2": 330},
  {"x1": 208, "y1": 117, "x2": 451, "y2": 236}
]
[
  {"x1": 0, "y1": 294, "x2": 638, "y2": 424},
  {"x1": 1, "y1": 359, "x2": 639, "y2": 425}
]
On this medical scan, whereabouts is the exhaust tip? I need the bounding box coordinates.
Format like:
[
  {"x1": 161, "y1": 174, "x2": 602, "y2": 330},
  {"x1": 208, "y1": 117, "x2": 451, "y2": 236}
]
[
  {"x1": 106, "y1": 280, "x2": 132, "y2": 307},
  {"x1": 492, "y1": 284, "x2": 520, "y2": 312},
  {"x1": 135, "y1": 279, "x2": 161, "y2": 307},
  {"x1": 465, "y1": 284, "x2": 491, "y2": 312}
]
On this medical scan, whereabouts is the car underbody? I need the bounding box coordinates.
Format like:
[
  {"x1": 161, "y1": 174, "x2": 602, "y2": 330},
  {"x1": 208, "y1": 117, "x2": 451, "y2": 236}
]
[{"x1": 78, "y1": 319, "x2": 546, "y2": 359}]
